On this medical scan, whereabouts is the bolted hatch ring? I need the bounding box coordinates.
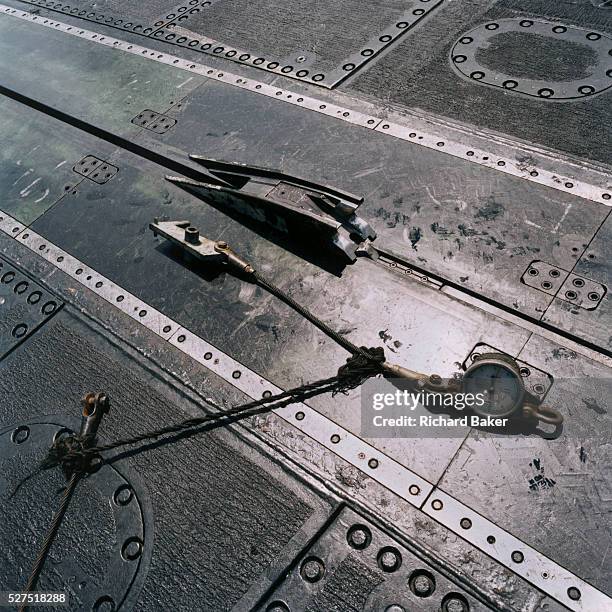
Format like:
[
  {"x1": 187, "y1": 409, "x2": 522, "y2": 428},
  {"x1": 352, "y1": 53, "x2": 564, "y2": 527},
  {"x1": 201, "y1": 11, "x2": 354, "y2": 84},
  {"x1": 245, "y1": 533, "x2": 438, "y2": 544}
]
[
  {"x1": 0, "y1": 419, "x2": 153, "y2": 611},
  {"x1": 450, "y1": 18, "x2": 612, "y2": 101}
]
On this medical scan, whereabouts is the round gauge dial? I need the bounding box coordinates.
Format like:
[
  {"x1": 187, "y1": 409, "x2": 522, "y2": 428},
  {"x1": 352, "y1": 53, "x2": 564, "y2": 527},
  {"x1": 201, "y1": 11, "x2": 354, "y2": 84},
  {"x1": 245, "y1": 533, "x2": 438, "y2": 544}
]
[{"x1": 463, "y1": 354, "x2": 525, "y2": 418}]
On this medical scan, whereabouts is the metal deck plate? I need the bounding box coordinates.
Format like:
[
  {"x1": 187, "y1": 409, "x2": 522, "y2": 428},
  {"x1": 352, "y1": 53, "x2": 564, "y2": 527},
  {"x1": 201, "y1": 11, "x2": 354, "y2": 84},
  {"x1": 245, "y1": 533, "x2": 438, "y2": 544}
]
[
  {"x1": 1, "y1": 231, "x2": 570, "y2": 612},
  {"x1": 147, "y1": 78, "x2": 609, "y2": 341},
  {"x1": 2, "y1": 7, "x2": 610, "y2": 205},
  {"x1": 19, "y1": 144, "x2": 611, "y2": 603},
  {"x1": 26, "y1": 152, "x2": 558, "y2": 486},
  {"x1": 349, "y1": 0, "x2": 612, "y2": 165},
  {"x1": 0, "y1": 14, "x2": 205, "y2": 136},
  {"x1": 18, "y1": 0, "x2": 202, "y2": 32},
  {"x1": 5, "y1": 197, "x2": 611, "y2": 608},
  {"x1": 0, "y1": 309, "x2": 331, "y2": 611},
  {"x1": 0, "y1": 2, "x2": 610, "y2": 607},
  {"x1": 0, "y1": 35, "x2": 606, "y2": 345},
  {"x1": 450, "y1": 18, "x2": 611, "y2": 100},
  {"x1": 438, "y1": 333, "x2": 612, "y2": 596},
  {"x1": 258, "y1": 506, "x2": 491, "y2": 611},
  {"x1": 3, "y1": 211, "x2": 610, "y2": 610},
  {"x1": 2, "y1": 14, "x2": 603, "y2": 336},
  {"x1": 0, "y1": 255, "x2": 61, "y2": 360},
  {"x1": 149, "y1": 0, "x2": 445, "y2": 87},
  {"x1": 543, "y1": 213, "x2": 612, "y2": 351}
]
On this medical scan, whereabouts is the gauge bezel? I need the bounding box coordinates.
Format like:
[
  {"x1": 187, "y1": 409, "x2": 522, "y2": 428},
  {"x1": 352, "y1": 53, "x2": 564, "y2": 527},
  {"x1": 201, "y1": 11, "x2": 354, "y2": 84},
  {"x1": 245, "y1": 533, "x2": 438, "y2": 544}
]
[{"x1": 463, "y1": 354, "x2": 525, "y2": 418}]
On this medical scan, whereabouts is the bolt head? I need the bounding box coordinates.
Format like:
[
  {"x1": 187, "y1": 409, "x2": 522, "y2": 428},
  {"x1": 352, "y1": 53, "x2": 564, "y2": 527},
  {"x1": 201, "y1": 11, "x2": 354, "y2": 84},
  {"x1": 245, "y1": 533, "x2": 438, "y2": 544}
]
[
  {"x1": 443, "y1": 597, "x2": 468, "y2": 612},
  {"x1": 349, "y1": 529, "x2": 367, "y2": 547},
  {"x1": 412, "y1": 574, "x2": 435, "y2": 596},
  {"x1": 301, "y1": 558, "x2": 324, "y2": 583},
  {"x1": 381, "y1": 551, "x2": 397, "y2": 568},
  {"x1": 185, "y1": 226, "x2": 200, "y2": 244},
  {"x1": 378, "y1": 548, "x2": 401, "y2": 572}
]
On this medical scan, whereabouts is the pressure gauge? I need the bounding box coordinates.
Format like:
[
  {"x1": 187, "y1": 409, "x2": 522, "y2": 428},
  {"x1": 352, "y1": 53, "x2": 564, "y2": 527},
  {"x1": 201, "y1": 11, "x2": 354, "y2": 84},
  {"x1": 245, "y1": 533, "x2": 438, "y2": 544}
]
[{"x1": 462, "y1": 353, "x2": 525, "y2": 418}]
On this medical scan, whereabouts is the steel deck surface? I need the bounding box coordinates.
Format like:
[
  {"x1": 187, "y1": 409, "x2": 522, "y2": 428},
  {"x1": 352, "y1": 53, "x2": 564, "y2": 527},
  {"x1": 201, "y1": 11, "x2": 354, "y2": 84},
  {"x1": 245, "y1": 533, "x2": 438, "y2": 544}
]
[
  {"x1": 0, "y1": 1, "x2": 610, "y2": 611},
  {"x1": 0, "y1": 13, "x2": 609, "y2": 350},
  {"x1": 0, "y1": 232, "x2": 548, "y2": 612},
  {"x1": 21, "y1": 122, "x2": 610, "y2": 596},
  {"x1": 349, "y1": 0, "x2": 612, "y2": 165}
]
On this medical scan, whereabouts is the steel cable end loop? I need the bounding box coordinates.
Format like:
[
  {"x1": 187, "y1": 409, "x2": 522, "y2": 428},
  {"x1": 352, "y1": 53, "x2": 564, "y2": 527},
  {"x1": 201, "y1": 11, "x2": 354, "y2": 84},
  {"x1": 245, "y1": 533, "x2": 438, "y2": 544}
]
[
  {"x1": 214, "y1": 241, "x2": 256, "y2": 275},
  {"x1": 38, "y1": 392, "x2": 111, "y2": 478},
  {"x1": 336, "y1": 347, "x2": 386, "y2": 388},
  {"x1": 381, "y1": 361, "x2": 428, "y2": 385}
]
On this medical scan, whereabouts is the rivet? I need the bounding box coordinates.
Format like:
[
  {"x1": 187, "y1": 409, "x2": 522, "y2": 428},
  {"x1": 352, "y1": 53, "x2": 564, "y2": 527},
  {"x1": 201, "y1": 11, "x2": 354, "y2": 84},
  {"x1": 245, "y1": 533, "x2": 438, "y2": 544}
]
[
  {"x1": 409, "y1": 570, "x2": 436, "y2": 597},
  {"x1": 121, "y1": 537, "x2": 143, "y2": 561}
]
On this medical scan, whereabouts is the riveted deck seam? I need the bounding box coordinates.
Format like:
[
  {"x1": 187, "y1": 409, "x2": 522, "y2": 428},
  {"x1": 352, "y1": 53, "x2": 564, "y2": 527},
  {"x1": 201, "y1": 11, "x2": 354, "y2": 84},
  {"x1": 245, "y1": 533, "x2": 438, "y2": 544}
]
[{"x1": 1, "y1": 5, "x2": 610, "y2": 206}]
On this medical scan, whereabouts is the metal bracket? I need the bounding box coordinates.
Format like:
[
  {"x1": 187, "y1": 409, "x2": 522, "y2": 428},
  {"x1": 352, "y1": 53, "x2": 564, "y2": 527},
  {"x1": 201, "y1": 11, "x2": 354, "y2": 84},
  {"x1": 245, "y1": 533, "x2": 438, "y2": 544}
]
[
  {"x1": 149, "y1": 219, "x2": 255, "y2": 274},
  {"x1": 150, "y1": 219, "x2": 224, "y2": 263},
  {"x1": 166, "y1": 157, "x2": 376, "y2": 262},
  {"x1": 557, "y1": 272, "x2": 607, "y2": 310}
]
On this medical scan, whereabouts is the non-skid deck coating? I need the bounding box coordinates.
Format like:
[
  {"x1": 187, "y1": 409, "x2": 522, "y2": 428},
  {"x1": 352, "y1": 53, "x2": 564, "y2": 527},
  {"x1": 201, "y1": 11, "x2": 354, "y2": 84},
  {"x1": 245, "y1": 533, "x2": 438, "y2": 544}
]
[
  {"x1": 170, "y1": 0, "x2": 410, "y2": 68},
  {"x1": 152, "y1": 0, "x2": 444, "y2": 86},
  {"x1": 13, "y1": 0, "x2": 612, "y2": 160},
  {"x1": 16, "y1": 0, "x2": 445, "y2": 86},
  {"x1": 349, "y1": 0, "x2": 612, "y2": 164}
]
